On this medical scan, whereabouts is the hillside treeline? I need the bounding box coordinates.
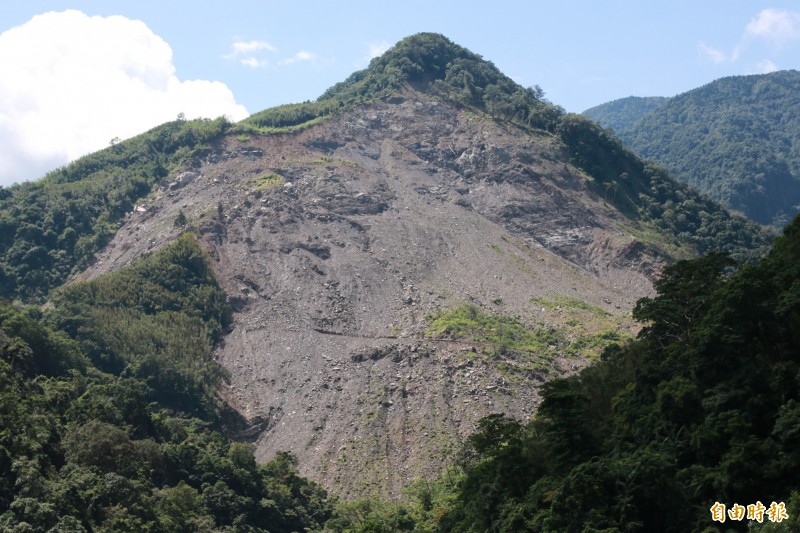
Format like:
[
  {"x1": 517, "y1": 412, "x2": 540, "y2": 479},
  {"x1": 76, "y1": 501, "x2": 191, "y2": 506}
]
[{"x1": 0, "y1": 117, "x2": 230, "y2": 302}]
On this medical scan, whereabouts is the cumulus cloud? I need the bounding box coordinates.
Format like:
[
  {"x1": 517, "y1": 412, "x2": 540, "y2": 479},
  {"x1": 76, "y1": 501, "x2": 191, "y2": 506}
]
[
  {"x1": 745, "y1": 9, "x2": 800, "y2": 47},
  {"x1": 698, "y1": 9, "x2": 800, "y2": 74},
  {"x1": 0, "y1": 10, "x2": 248, "y2": 186}
]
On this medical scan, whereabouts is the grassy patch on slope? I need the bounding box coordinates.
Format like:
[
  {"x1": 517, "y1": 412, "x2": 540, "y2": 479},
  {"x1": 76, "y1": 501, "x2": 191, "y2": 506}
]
[{"x1": 426, "y1": 304, "x2": 627, "y2": 378}]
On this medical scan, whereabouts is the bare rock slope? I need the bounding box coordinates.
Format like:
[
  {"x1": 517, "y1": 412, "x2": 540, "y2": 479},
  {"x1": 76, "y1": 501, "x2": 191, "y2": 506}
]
[{"x1": 84, "y1": 91, "x2": 661, "y2": 497}]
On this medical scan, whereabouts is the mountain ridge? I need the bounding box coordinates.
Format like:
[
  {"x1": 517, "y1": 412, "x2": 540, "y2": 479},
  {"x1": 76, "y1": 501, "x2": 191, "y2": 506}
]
[
  {"x1": 0, "y1": 33, "x2": 771, "y2": 305},
  {"x1": 79, "y1": 88, "x2": 648, "y2": 495},
  {"x1": 582, "y1": 95, "x2": 667, "y2": 133},
  {"x1": 242, "y1": 32, "x2": 563, "y2": 135},
  {"x1": 584, "y1": 70, "x2": 800, "y2": 227}
]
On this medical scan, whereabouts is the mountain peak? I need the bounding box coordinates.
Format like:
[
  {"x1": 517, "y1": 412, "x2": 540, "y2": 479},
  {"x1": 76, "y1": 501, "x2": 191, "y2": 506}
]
[
  {"x1": 340, "y1": 32, "x2": 477, "y2": 88},
  {"x1": 245, "y1": 33, "x2": 564, "y2": 134},
  {"x1": 324, "y1": 32, "x2": 563, "y2": 122}
]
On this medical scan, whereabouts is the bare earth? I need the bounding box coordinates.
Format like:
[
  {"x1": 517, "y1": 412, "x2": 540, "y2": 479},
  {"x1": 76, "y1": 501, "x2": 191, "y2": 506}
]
[{"x1": 81, "y1": 91, "x2": 662, "y2": 497}]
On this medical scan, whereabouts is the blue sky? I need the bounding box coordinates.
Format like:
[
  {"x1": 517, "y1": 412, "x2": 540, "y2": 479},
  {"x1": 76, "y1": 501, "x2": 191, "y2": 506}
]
[{"x1": 1, "y1": 1, "x2": 799, "y2": 185}]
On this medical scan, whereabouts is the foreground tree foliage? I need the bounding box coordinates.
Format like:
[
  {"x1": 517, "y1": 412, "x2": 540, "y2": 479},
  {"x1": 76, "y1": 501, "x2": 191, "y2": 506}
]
[
  {"x1": 0, "y1": 236, "x2": 332, "y2": 532},
  {"x1": 328, "y1": 215, "x2": 800, "y2": 532}
]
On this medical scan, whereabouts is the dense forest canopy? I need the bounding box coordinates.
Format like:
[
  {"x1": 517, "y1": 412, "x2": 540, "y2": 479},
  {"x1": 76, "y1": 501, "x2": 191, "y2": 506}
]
[
  {"x1": 586, "y1": 70, "x2": 800, "y2": 228},
  {"x1": 0, "y1": 117, "x2": 230, "y2": 302},
  {"x1": 582, "y1": 96, "x2": 667, "y2": 134}
]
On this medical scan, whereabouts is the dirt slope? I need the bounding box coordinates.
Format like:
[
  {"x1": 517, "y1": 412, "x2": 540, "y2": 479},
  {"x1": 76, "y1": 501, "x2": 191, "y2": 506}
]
[{"x1": 82, "y1": 91, "x2": 660, "y2": 497}]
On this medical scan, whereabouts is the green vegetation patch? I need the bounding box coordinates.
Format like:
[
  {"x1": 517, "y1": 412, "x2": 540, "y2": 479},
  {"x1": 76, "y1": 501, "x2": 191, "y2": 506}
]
[
  {"x1": 426, "y1": 304, "x2": 624, "y2": 380},
  {"x1": 239, "y1": 101, "x2": 339, "y2": 133},
  {"x1": 49, "y1": 233, "x2": 231, "y2": 417},
  {"x1": 530, "y1": 295, "x2": 634, "y2": 358},
  {"x1": 530, "y1": 295, "x2": 608, "y2": 316},
  {"x1": 247, "y1": 172, "x2": 286, "y2": 191},
  {"x1": 427, "y1": 303, "x2": 631, "y2": 381},
  {"x1": 427, "y1": 304, "x2": 552, "y2": 355}
]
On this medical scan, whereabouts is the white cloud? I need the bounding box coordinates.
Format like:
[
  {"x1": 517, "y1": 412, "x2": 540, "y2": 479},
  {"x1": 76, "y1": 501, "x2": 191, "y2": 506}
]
[
  {"x1": 745, "y1": 9, "x2": 800, "y2": 47},
  {"x1": 368, "y1": 40, "x2": 390, "y2": 60},
  {"x1": 0, "y1": 10, "x2": 248, "y2": 186},
  {"x1": 231, "y1": 39, "x2": 276, "y2": 55},
  {"x1": 754, "y1": 59, "x2": 779, "y2": 73},
  {"x1": 279, "y1": 50, "x2": 317, "y2": 66},
  {"x1": 698, "y1": 41, "x2": 728, "y2": 64},
  {"x1": 225, "y1": 36, "x2": 318, "y2": 69},
  {"x1": 240, "y1": 57, "x2": 269, "y2": 68},
  {"x1": 698, "y1": 9, "x2": 800, "y2": 70},
  {"x1": 225, "y1": 39, "x2": 292, "y2": 69}
]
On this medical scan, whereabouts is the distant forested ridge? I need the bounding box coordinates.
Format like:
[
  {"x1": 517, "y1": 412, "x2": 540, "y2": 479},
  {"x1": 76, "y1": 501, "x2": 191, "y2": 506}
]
[
  {"x1": 555, "y1": 113, "x2": 771, "y2": 262},
  {"x1": 585, "y1": 70, "x2": 800, "y2": 228},
  {"x1": 582, "y1": 96, "x2": 667, "y2": 134}
]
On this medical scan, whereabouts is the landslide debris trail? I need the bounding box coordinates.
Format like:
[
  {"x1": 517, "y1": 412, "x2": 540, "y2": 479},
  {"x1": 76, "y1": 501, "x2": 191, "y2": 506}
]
[{"x1": 83, "y1": 91, "x2": 655, "y2": 497}]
